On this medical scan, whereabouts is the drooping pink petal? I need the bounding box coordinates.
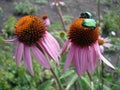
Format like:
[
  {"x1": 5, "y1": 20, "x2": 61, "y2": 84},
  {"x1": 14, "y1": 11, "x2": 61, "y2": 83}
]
[
  {"x1": 63, "y1": 44, "x2": 75, "y2": 72},
  {"x1": 39, "y1": 41, "x2": 59, "y2": 64},
  {"x1": 51, "y1": 2, "x2": 56, "y2": 6},
  {"x1": 103, "y1": 43, "x2": 112, "y2": 48},
  {"x1": 4, "y1": 38, "x2": 18, "y2": 42},
  {"x1": 51, "y1": 1, "x2": 65, "y2": 6},
  {"x1": 45, "y1": 31, "x2": 60, "y2": 51},
  {"x1": 74, "y1": 45, "x2": 87, "y2": 76},
  {"x1": 95, "y1": 42, "x2": 115, "y2": 69},
  {"x1": 44, "y1": 18, "x2": 51, "y2": 26},
  {"x1": 15, "y1": 42, "x2": 24, "y2": 67},
  {"x1": 23, "y1": 53, "x2": 27, "y2": 70},
  {"x1": 99, "y1": 54, "x2": 115, "y2": 69},
  {"x1": 74, "y1": 46, "x2": 81, "y2": 76},
  {"x1": 24, "y1": 45, "x2": 34, "y2": 76},
  {"x1": 99, "y1": 45, "x2": 104, "y2": 53},
  {"x1": 80, "y1": 48, "x2": 87, "y2": 75},
  {"x1": 87, "y1": 45, "x2": 97, "y2": 74},
  {"x1": 32, "y1": 45, "x2": 51, "y2": 69},
  {"x1": 39, "y1": 31, "x2": 60, "y2": 64},
  {"x1": 62, "y1": 40, "x2": 71, "y2": 55},
  {"x1": 93, "y1": 42, "x2": 100, "y2": 58},
  {"x1": 59, "y1": 1, "x2": 65, "y2": 6}
]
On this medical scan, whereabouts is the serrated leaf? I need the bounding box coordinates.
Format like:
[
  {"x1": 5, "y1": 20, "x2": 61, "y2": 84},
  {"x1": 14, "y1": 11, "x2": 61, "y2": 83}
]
[{"x1": 37, "y1": 80, "x2": 53, "y2": 90}]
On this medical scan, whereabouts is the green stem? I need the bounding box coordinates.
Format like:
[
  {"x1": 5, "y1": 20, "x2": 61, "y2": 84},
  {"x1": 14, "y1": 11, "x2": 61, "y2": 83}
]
[
  {"x1": 50, "y1": 68, "x2": 64, "y2": 90},
  {"x1": 87, "y1": 71, "x2": 94, "y2": 90},
  {"x1": 97, "y1": 0, "x2": 104, "y2": 89},
  {"x1": 97, "y1": 0, "x2": 101, "y2": 26},
  {"x1": 97, "y1": 64, "x2": 101, "y2": 90},
  {"x1": 74, "y1": 81, "x2": 77, "y2": 90},
  {"x1": 36, "y1": 43, "x2": 63, "y2": 90},
  {"x1": 54, "y1": 0, "x2": 67, "y2": 32},
  {"x1": 101, "y1": 61, "x2": 104, "y2": 90}
]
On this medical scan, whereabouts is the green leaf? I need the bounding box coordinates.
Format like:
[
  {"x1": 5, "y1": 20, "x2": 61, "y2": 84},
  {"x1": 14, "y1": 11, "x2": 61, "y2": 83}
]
[
  {"x1": 115, "y1": 67, "x2": 120, "y2": 74},
  {"x1": 37, "y1": 80, "x2": 53, "y2": 90},
  {"x1": 60, "y1": 70, "x2": 75, "y2": 79},
  {"x1": 103, "y1": 85, "x2": 111, "y2": 90},
  {"x1": 48, "y1": 22, "x2": 62, "y2": 30},
  {"x1": 63, "y1": 15, "x2": 73, "y2": 22},
  {"x1": 0, "y1": 37, "x2": 5, "y2": 45},
  {"x1": 80, "y1": 76, "x2": 91, "y2": 88},
  {"x1": 66, "y1": 74, "x2": 78, "y2": 90}
]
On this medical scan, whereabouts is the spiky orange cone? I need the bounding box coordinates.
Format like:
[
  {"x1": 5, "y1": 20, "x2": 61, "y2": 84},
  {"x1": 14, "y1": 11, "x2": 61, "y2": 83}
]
[
  {"x1": 5, "y1": 15, "x2": 60, "y2": 76},
  {"x1": 62, "y1": 12, "x2": 115, "y2": 76}
]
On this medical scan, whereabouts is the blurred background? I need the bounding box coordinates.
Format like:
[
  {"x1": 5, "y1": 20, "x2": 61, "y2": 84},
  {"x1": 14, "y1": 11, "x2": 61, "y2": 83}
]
[{"x1": 0, "y1": 0, "x2": 120, "y2": 90}]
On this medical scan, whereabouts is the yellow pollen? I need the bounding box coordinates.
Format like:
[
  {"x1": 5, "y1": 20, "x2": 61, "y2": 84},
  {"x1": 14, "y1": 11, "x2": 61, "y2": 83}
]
[{"x1": 15, "y1": 15, "x2": 46, "y2": 46}]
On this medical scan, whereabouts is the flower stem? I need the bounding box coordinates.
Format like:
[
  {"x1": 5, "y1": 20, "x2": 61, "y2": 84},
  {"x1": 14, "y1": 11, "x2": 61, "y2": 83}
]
[
  {"x1": 97, "y1": 0, "x2": 104, "y2": 89},
  {"x1": 50, "y1": 68, "x2": 64, "y2": 90},
  {"x1": 74, "y1": 81, "x2": 78, "y2": 90},
  {"x1": 97, "y1": 0, "x2": 101, "y2": 26},
  {"x1": 87, "y1": 71, "x2": 94, "y2": 90},
  {"x1": 36, "y1": 43, "x2": 63, "y2": 90},
  {"x1": 101, "y1": 61, "x2": 104, "y2": 90},
  {"x1": 54, "y1": 0, "x2": 67, "y2": 32}
]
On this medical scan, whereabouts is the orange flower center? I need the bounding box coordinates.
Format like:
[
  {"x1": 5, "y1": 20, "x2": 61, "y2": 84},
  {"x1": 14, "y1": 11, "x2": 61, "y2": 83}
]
[
  {"x1": 68, "y1": 18, "x2": 99, "y2": 47},
  {"x1": 15, "y1": 15, "x2": 46, "y2": 46},
  {"x1": 98, "y1": 39, "x2": 104, "y2": 45}
]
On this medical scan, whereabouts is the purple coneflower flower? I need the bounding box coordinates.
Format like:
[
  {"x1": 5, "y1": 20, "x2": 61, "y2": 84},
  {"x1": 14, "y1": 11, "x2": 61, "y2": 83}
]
[
  {"x1": 51, "y1": 0, "x2": 65, "y2": 6},
  {"x1": 42, "y1": 14, "x2": 51, "y2": 26},
  {"x1": 98, "y1": 37, "x2": 112, "y2": 53},
  {"x1": 62, "y1": 12, "x2": 115, "y2": 76},
  {"x1": 5, "y1": 15, "x2": 60, "y2": 76}
]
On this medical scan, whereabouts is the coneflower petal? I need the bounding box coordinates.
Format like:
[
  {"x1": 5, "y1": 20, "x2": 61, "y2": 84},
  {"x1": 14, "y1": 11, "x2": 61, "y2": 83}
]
[
  {"x1": 44, "y1": 18, "x2": 51, "y2": 26},
  {"x1": 100, "y1": 54, "x2": 115, "y2": 69},
  {"x1": 4, "y1": 38, "x2": 18, "y2": 42},
  {"x1": 23, "y1": 53, "x2": 27, "y2": 70},
  {"x1": 80, "y1": 48, "x2": 87, "y2": 75},
  {"x1": 63, "y1": 44, "x2": 75, "y2": 72},
  {"x1": 62, "y1": 40, "x2": 71, "y2": 55},
  {"x1": 46, "y1": 31, "x2": 60, "y2": 51},
  {"x1": 24, "y1": 45, "x2": 34, "y2": 76},
  {"x1": 74, "y1": 46, "x2": 87, "y2": 76},
  {"x1": 32, "y1": 45, "x2": 51, "y2": 69},
  {"x1": 15, "y1": 42, "x2": 24, "y2": 67},
  {"x1": 96, "y1": 42, "x2": 115, "y2": 69},
  {"x1": 39, "y1": 31, "x2": 60, "y2": 64},
  {"x1": 103, "y1": 43, "x2": 112, "y2": 48},
  {"x1": 87, "y1": 46, "x2": 97, "y2": 74},
  {"x1": 74, "y1": 46, "x2": 81, "y2": 76},
  {"x1": 39, "y1": 41, "x2": 59, "y2": 64}
]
